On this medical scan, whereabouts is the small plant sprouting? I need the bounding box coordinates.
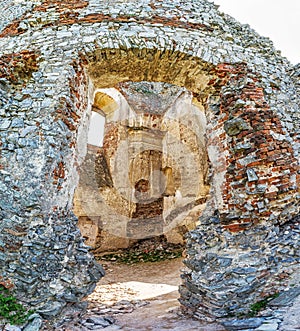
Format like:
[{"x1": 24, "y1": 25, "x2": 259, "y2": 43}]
[
  {"x1": 248, "y1": 293, "x2": 280, "y2": 317},
  {"x1": 0, "y1": 285, "x2": 34, "y2": 325}
]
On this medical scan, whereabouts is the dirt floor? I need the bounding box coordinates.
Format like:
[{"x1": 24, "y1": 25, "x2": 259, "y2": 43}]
[
  {"x1": 39, "y1": 255, "x2": 300, "y2": 330},
  {"x1": 87, "y1": 257, "x2": 225, "y2": 331}
]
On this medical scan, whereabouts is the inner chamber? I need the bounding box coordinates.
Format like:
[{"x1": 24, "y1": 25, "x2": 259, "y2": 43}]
[{"x1": 73, "y1": 81, "x2": 210, "y2": 252}]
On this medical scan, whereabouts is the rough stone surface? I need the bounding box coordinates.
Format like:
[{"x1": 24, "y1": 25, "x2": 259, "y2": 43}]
[
  {"x1": 269, "y1": 287, "x2": 300, "y2": 307},
  {"x1": 0, "y1": 0, "x2": 299, "y2": 326},
  {"x1": 3, "y1": 326, "x2": 22, "y2": 331},
  {"x1": 278, "y1": 294, "x2": 300, "y2": 330},
  {"x1": 23, "y1": 314, "x2": 43, "y2": 331},
  {"x1": 222, "y1": 318, "x2": 263, "y2": 330}
]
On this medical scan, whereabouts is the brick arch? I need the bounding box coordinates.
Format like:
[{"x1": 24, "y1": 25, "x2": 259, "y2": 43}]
[
  {"x1": 75, "y1": 48, "x2": 299, "y2": 228},
  {"x1": 85, "y1": 48, "x2": 215, "y2": 94}
]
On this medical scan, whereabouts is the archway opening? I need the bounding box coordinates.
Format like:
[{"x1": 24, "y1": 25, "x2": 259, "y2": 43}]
[
  {"x1": 69, "y1": 47, "x2": 233, "y2": 322},
  {"x1": 74, "y1": 81, "x2": 209, "y2": 251},
  {"x1": 72, "y1": 79, "x2": 211, "y2": 319}
]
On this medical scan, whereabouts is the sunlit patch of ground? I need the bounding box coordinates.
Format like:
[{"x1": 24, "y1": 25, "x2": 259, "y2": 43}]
[
  {"x1": 87, "y1": 258, "x2": 226, "y2": 331},
  {"x1": 89, "y1": 281, "x2": 177, "y2": 305}
]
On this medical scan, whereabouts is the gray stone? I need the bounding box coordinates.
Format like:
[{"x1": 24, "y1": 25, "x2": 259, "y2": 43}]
[
  {"x1": 37, "y1": 301, "x2": 65, "y2": 318},
  {"x1": 224, "y1": 118, "x2": 250, "y2": 136},
  {"x1": 86, "y1": 315, "x2": 115, "y2": 327},
  {"x1": 23, "y1": 315, "x2": 43, "y2": 331},
  {"x1": 218, "y1": 257, "x2": 233, "y2": 267},
  {"x1": 20, "y1": 126, "x2": 36, "y2": 137},
  {"x1": 254, "y1": 321, "x2": 278, "y2": 331},
  {"x1": 222, "y1": 318, "x2": 264, "y2": 330},
  {"x1": 61, "y1": 292, "x2": 79, "y2": 303},
  {"x1": 11, "y1": 118, "x2": 24, "y2": 128},
  {"x1": 232, "y1": 267, "x2": 257, "y2": 274},
  {"x1": 0, "y1": 119, "x2": 11, "y2": 130},
  {"x1": 269, "y1": 287, "x2": 300, "y2": 307},
  {"x1": 234, "y1": 142, "x2": 252, "y2": 151},
  {"x1": 246, "y1": 169, "x2": 258, "y2": 182},
  {"x1": 3, "y1": 325, "x2": 22, "y2": 331}
]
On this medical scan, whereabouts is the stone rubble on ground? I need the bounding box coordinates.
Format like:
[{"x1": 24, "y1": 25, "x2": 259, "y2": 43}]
[{"x1": 37, "y1": 290, "x2": 300, "y2": 330}]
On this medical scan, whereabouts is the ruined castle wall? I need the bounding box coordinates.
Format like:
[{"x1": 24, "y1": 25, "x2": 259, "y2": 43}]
[{"x1": 0, "y1": 0, "x2": 299, "y2": 320}]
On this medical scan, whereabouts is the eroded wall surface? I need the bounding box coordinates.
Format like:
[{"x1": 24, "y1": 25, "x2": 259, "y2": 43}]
[{"x1": 0, "y1": 0, "x2": 299, "y2": 320}]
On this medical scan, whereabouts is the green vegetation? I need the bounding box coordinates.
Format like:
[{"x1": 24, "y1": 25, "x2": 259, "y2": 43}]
[
  {"x1": 98, "y1": 249, "x2": 183, "y2": 264},
  {"x1": 248, "y1": 293, "x2": 280, "y2": 317},
  {"x1": 96, "y1": 237, "x2": 184, "y2": 264},
  {"x1": 0, "y1": 285, "x2": 33, "y2": 325}
]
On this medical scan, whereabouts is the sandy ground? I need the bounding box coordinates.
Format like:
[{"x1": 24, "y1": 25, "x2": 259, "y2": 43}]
[{"x1": 87, "y1": 257, "x2": 225, "y2": 331}]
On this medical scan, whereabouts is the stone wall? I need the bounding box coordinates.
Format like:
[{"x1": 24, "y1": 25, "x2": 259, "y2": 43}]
[{"x1": 0, "y1": 0, "x2": 299, "y2": 321}]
